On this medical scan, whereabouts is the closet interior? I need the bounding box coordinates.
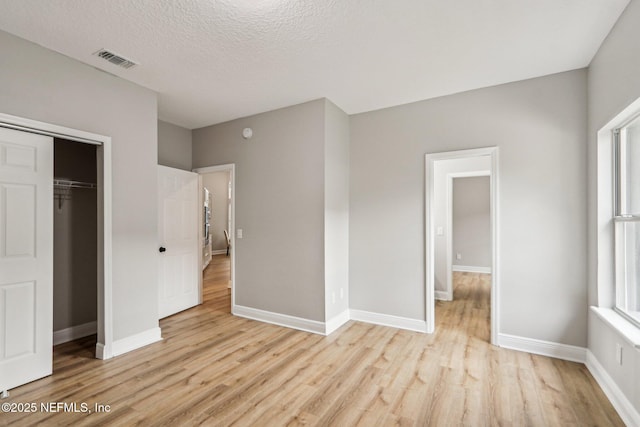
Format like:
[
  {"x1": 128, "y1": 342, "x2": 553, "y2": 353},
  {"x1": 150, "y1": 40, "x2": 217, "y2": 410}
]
[{"x1": 52, "y1": 138, "x2": 98, "y2": 354}]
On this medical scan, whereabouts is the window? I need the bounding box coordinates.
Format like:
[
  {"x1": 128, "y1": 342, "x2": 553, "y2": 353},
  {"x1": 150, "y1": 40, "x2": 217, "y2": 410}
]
[{"x1": 614, "y1": 114, "x2": 640, "y2": 326}]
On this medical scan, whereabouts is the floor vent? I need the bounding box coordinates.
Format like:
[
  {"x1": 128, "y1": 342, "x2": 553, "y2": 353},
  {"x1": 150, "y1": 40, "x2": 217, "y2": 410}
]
[{"x1": 94, "y1": 49, "x2": 137, "y2": 69}]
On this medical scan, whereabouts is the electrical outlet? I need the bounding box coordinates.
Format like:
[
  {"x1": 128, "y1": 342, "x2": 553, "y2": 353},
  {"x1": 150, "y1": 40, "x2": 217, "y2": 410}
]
[
  {"x1": 456, "y1": 253, "x2": 462, "y2": 260},
  {"x1": 236, "y1": 229, "x2": 243, "y2": 239},
  {"x1": 616, "y1": 343, "x2": 623, "y2": 365}
]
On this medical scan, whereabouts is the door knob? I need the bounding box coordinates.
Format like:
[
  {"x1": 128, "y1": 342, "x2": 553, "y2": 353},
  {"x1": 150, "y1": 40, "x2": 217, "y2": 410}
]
[{"x1": 159, "y1": 247, "x2": 166, "y2": 253}]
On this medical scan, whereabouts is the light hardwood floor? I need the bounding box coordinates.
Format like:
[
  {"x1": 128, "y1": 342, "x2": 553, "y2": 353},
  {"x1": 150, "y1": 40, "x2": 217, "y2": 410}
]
[{"x1": 2, "y1": 258, "x2": 623, "y2": 426}]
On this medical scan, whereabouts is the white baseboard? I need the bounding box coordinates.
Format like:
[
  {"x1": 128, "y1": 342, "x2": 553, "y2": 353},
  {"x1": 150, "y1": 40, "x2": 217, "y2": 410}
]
[
  {"x1": 349, "y1": 309, "x2": 428, "y2": 333},
  {"x1": 497, "y1": 333, "x2": 586, "y2": 363},
  {"x1": 233, "y1": 304, "x2": 326, "y2": 335},
  {"x1": 231, "y1": 305, "x2": 428, "y2": 336},
  {"x1": 586, "y1": 350, "x2": 640, "y2": 427},
  {"x1": 95, "y1": 342, "x2": 109, "y2": 360},
  {"x1": 452, "y1": 265, "x2": 492, "y2": 274},
  {"x1": 435, "y1": 290, "x2": 452, "y2": 301},
  {"x1": 111, "y1": 327, "x2": 162, "y2": 357},
  {"x1": 211, "y1": 249, "x2": 227, "y2": 255},
  {"x1": 498, "y1": 335, "x2": 636, "y2": 425},
  {"x1": 325, "y1": 310, "x2": 350, "y2": 335},
  {"x1": 53, "y1": 321, "x2": 97, "y2": 346}
]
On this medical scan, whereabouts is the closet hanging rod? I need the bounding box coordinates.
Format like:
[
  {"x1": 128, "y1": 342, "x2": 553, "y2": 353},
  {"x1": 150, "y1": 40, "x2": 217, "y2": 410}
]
[{"x1": 53, "y1": 178, "x2": 97, "y2": 189}]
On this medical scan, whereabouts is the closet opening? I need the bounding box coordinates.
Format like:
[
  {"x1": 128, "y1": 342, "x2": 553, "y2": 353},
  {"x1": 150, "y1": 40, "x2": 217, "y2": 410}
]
[
  {"x1": 52, "y1": 138, "x2": 98, "y2": 361},
  {"x1": 0, "y1": 112, "x2": 113, "y2": 386}
]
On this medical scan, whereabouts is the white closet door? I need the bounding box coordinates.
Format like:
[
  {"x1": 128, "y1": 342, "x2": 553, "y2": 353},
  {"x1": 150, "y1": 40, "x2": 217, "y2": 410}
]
[
  {"x1": 158, "y1": 165, "x2": 199, "y2": 319},
  {"x1": 0, "y1": 127, "x2": 53, "y2": 392}
]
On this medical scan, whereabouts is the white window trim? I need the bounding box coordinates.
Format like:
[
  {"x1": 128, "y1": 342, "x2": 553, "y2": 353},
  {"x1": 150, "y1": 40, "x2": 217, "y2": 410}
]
[{"x1": 596, "y1": 96, "x2": 640, "y2": 342}]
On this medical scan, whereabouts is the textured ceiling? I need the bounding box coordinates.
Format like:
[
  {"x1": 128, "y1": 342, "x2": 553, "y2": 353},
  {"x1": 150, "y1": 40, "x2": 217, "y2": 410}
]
[{"x1": 0, "y1": 0, "x2": 629, "y2": 129}]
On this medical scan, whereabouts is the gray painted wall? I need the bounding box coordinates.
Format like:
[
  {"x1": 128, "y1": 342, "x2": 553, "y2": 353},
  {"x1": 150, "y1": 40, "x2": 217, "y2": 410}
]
[
  {"x1": 193, "y1": 98, "x2": 350, "y2": 323},
  {"x1": 453, "y1": 176, "x2": 491, "y2": 269},
  {"x1": 193, "y1": 100, "x2": 327, "y2": 321},
  {"x1": 53, "y1": 139, "x2": 97, "y2": 332},
  {"x1": 158, "y1": 120, "x2": 192, "y2": 171},
  {"x1": 0, "y1": 30, "x2": 159, "y2": 342},
  {"x1": 324, "y1": 100, "x2": 350, "y2": 321},
  {"x1": 350, "y1": 69, "x2": 587, "y2": 346},
  {"x1": 587, "y1": 0, "x2": 640, "y2": 416},
  {"x1": 202, "y1": 171, "x2": 230, "y2": 252},
  {"x1": 588, "y1": 0, "x2": 640, "y2": 308}
]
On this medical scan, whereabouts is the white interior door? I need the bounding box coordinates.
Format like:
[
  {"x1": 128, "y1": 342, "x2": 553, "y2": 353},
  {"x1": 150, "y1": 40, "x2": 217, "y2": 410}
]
[
  {"x1": 0, "y1": 127, "x2": 53, "y2": 392},
  {"x1": 158, "y1": 165, "x2": 199, "y2": 319}
]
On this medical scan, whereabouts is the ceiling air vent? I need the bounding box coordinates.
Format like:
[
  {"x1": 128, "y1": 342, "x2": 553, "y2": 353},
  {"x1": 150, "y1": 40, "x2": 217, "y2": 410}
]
[{"x1": 94, "y1": 49, "x2": 137, "y2": 69}]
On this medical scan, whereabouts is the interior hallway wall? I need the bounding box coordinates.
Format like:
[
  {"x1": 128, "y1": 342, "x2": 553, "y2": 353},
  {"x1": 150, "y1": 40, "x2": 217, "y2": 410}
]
[
  {"x1": 193, "y1": 100, "x2": 327, "y2": 322},
  {"x1": 452, "y1": 176, "x2": 491, "y2": 270},
  {"x1": 193, "y1": 99, "x2": 350, "y2": 325}
]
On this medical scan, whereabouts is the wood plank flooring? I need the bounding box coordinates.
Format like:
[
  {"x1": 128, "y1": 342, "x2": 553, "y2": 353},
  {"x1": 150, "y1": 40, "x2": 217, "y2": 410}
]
[{"x1": 1, "y1": 258, "x2": 623, "y2": 426}]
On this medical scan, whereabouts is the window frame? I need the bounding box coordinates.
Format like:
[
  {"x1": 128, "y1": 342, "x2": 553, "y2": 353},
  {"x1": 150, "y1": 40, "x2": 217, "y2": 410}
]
[{"x1": 613, "y1": 119, "x2": 640, "y2": 328}]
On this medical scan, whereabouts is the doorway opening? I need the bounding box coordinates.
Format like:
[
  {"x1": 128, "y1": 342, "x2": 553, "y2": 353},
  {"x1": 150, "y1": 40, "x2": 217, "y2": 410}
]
[
  {"x1": 441, "y1": 175, "x2": 492, "y2": 343},
  {"x1": 193, "y1": 164, "x2": 236, "y2": 312},
  {"x1": 445, "y1": 174, "x2": 491, "y2": 301},
  {"x1": 425, "y1": 147, "x2": 499, "y2": 344}
]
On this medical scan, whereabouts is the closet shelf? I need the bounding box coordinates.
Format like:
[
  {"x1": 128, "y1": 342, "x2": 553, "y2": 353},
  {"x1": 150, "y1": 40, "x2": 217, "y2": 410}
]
[
  {"x1": 54, "y1": 178, "x2": 97, "y2": 189},
  {"x1": 54, "y1": 178, "x2": 97, "y2": 209}
]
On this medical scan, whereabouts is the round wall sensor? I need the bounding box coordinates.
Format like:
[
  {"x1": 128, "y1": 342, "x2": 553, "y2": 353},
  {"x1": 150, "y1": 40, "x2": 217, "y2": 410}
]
[{"x1": 242, "y1": 127, "x2": 253, "y2": 139}]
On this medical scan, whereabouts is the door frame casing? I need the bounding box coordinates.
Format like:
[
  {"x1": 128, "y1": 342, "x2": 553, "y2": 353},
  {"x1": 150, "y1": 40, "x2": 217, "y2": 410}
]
[
  {"x1": 192, "y1": 164, "x2": 236, "y2": 309},
  {"x1": 425, "y1": 146, "x2": 499, "y2": 344},
  {"x1": 0, "y1": 112, "x2": 114, "y2": 359}
]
